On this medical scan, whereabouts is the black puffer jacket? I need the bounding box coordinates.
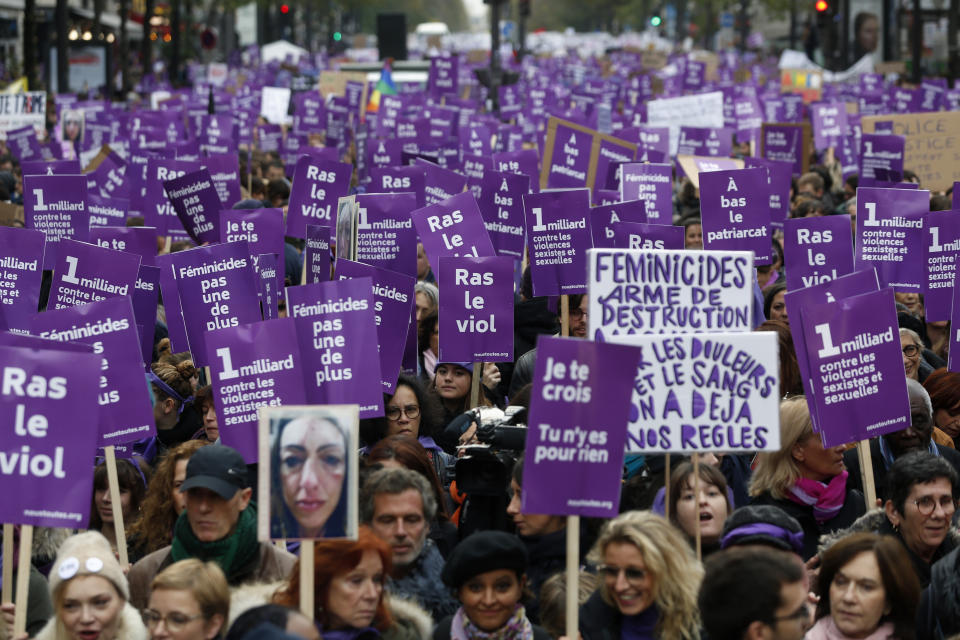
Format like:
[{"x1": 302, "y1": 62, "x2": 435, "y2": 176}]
[{"x1": 917, "y1": 546, "x2": 960, "y2": 640}]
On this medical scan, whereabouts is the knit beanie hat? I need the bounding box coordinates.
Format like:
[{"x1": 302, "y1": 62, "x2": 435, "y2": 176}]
[{"x1": 48, "y1": 531, "x2": 130, "y2": 601}]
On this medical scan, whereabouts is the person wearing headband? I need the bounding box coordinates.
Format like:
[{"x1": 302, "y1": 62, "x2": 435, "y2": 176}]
[
  {"x1": 149, "y1": 360, "x2": 203, "y2": 458},
  {"x1": 720, "y1": 505, "x2": 805, "y2": 555}
]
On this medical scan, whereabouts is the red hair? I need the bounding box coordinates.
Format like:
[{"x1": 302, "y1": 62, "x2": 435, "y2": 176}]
[{"x1": 273, "y1": 526, "x2": 393, "y2": 630}]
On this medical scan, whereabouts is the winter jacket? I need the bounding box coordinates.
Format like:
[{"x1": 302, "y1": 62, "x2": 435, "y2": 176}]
[
  {"x1": 917, "y1": 545, "x2": 960, "y2": 640},
  {"x1": 578, "y1": 590, "x2": 623, "y2": 640},
  {"x1": 842, "y1": 438, "x2": 960, "y2": 504},
  {"x1": 34, "y1": 601, "x2": 148, "y2": 640},
  {"x1": 387, "y1": 539, "x2": 459, "y2": 621}
]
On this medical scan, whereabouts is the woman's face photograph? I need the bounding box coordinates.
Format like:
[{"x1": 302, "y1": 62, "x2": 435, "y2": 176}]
[{"x1": 279, "y1": 417, "x2": 346, "y2": 537}]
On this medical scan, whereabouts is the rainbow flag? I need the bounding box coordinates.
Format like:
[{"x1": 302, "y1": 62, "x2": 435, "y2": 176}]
[{"x1": 366, "y1": 60, "x2": 398, "y2": 113}]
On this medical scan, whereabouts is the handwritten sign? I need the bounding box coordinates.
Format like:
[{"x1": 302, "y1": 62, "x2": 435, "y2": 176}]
[{"x1": 862, "y1": 111, "x2": 960, "y2": 193}]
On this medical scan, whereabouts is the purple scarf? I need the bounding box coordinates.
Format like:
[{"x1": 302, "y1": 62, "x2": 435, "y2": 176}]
[{"x1": 787, "y1": 471, "x2": 848, "y2": 524}]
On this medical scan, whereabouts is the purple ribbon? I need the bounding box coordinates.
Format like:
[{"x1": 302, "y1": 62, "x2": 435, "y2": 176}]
[
  {"x1": 147, "y1": 371, "x2": 194, "y2": 416},
  {"x1": 720, "y1": 522, "x2": 805, "y2": 553}
]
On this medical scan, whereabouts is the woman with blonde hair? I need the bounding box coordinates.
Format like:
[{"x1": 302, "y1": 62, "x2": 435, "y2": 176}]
[
  {"x1": 577, "y1": 511, "x2": 701, "y2": 640},
  {"x1": 749, "y1": 396, "x2": 866, "y2": 560},
  {"x1": 144, "y1": 559, "x2": 230, "y2": 640}
]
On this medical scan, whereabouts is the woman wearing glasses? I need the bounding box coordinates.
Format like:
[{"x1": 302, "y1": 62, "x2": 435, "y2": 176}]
[
  {"x1": 900, "y1": 328, "x2": 931, "y2": 383},
  {"x1": 808, "y1": 533, "x2": 919, "y2": 640},
  {"x1": 578, "y1": 511, "x2": 701, "y2": 640},
  {"x1": 144, "y1": 559, "x2": 229, "y2": 640}
]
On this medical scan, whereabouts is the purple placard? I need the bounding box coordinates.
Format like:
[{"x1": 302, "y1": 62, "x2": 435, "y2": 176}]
[
  {"x1": 256, "y1": 253, "x2": 281, "y2": 320},
  {"x1": 949, "y1": 267, "x2": 960, "y2": 371},
  {"x1": 0, "y1": 227, "x2": 44, "y2": 333},
  {"x1": 493, "y1": 149, "x2": 540, "y2": 193},
  {"x1": 677, "y1": 127, "x2": 732, "y2": 157},
  {"x1": 221, "y1": 207, "x2": 285, "y2": 293},
  {"x1": 304, "y1": 224, "x2": 331, "y2": 284},
  {"x1": 163, "y1": 168, "x2": 223, "y2": 244},
  {"x1": 355, "y1": 192, "x2": 419, "y2": 278},
  {"x1": 417, "y1": 159, "x2": 467, "y2": 206},
  {"x1": 635, "y1": 126, "x2": 670, "y2": 163},
  {"x1": 48, "y1": 239, "x2": 141, "y2": 310},
  {"x1": 369, "y1": 165, "x2": 427, "y2": 208},
  {"x1": 545, "y1": 122, "x2": 592, "y2": 189},
  {"x1": 286, "y1": 278, "x2": 384, "y2": 418},
  {"x1": 743, "y1": 157, "x2": 792, "y2": 227},
  {"x1": 477, "y1": 170, "x2": 529, "y2": 259},
  {"x1": 205, "y1": 317, "x2": 307, "y2": 462},
  {"x1": 762, "y1": 124, "x2": 805, "y2": 175},
  {"x1": 590, "y1": 200, "x2": 646, "y2": 249},
  {"x1": 141, "y1": 158, "x2": 201, "y2": 238},
  {"x1": 811, "y1": 103, "x2": 847, "y2": 151},
  {"x1": 155, "y1": 252, "x2": 190, "y2": 353},
  {"x1": 611, "y1": 222, "x2": 685, "y2": 250},
  {"x1": 520, "y1": 336, "x2": 638, "y2": 518},
  {"x1": 24, "y1": 174, "x2": 89, "y2": 270},
  {"x1": 21, "y1": 160, "x2": 82, "y2": 176},
  {"x1": 859, "y1": 133, "x2": 905, "y2": 182},
  {"x1": 411, "y1": 191, "x2": 496, "y2": 283},
  {"x1": 32, "y1": 296, "x2": 156, "y2": 445},
  {"x1": 132, "y1": 264, "x2": 159, "y2": 367},
  {"x1": 86, "y1": 193, "x2": 128, "y2": 227},
  {"x1": 89, "y1": 225, "x2": 158, "y2": 268},
  {"x1": 592, "y1": 137, "x2": 636, "y2": 195},
  {"x1": 523, "y1": 189, "x2": 592, "y2": 296},
  {"x1": 0, "y1": 343, "x2": 100, "y2": 528},
  {"x1": 438, "y1": 256, "x2": 514, "y2": 362},
  {"x1": 924, "y1": 211, "x2": 960, "y2": 322},
  {"x1": 783, "y1": 216, "x2": 854, "y2": 291},
  {"x1": 428, "y1": 56, "x2": 459, "y2": 97},
  {"x1": 335, "y1": 259, "x2": 415, "y2": 392},
  {"x1": 619, "y1": 163, "x2": 672, "y2": 225},
  {"x1": 286, "y1": 155, "x2": 353, "y2": 236},
  {"x1": 854, "y1": 187, "x2": 928, "y2": 291},
  {"x1": 169, "y1": 242, "x2": 262, "y2": 366},
  {"x1": 6, "y1": 125, "x2": 43, "y2": 161},
  {"x1": 785, "y1": 268, "x2": 879, "y2": 432},
  {"x1": 799, "y1": 287, "x2": 909, "y2": 447},
  {"x1": 699, "y1": 168, "x2": 772, "y2": 264},
  {"x1": 203, "y1": 153, "x2": 243, "y2": 209}
]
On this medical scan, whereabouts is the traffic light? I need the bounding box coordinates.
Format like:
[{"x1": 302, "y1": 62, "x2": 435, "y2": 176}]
[
  {"x1": 519, "y1": 0, "x2": 531, "y2": 17},
  {"x1": 333, "y1": 31, "x2": 342, "y2": 41},
  {"x1": 815, "y1": 0, "x2": 828, "y2": 11},
  {"x1": 280, "y1": 3, "x2": 289, "y2": 13},
  {"x1": 650, "y1": 15, "x2": 662, "y2": 26}
]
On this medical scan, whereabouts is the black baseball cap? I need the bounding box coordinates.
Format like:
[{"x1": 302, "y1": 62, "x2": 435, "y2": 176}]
[{"x1": 179, "y1": 445, "x2": 248, "y2": 500}]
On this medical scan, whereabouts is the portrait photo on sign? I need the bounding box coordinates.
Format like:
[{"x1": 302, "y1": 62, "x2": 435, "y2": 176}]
[{"x1": 258, "y1": 404, "x2": 359, "y2": 541}]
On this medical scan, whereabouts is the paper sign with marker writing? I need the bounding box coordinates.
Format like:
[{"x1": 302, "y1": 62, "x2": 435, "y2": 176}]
[
  {"x1": 49, "y1": 239, "x2": 141, "y2": 310},
  {"x1": 588, "y1": 249, "x2": 754, "y2": 340},
  {"x1": 24, "y1": 174, "x2": 89, "y2": 270},
  {"x1": 647, "y1": 91, "x2": 724, "y2": 156},
  {"x1": 783, "y1": 216, "x2": 854, "y2": 291},
  {"x1": 523, "y1": 189, "x2": 592, "y2": 296},
  {"x1": 0, "y1": 343, "x2": 101, "y2": 528},
  {"x1": 286, "y1": 278, "x2": 384, "y2": 419},
  {"x1": 32, "y1": 296, "x2": 156, "y2": 446},
  {"x1": 411, "y1": 191, "x2": 495, "y2": 285},
  {"x1": 0, "y1": 226, "x2": 44, "y2": 333},
  {"x1": 924, "y1": 211, "x2": 960, "y2": 322},
  {"x1": 520, "y1": 336, "x2": 639, "y2": 517},
  {"x1": 205, "y1": 317, "x2": 307, "y2": 462},
  {"x1": 799, "y1": 287, "x2": 909, "y2": 447},
  {"x1": 855, "y1": 187, "x2": 927, "y2": 291},
  {"x1": 602, "y1": 332, "x2": 780, "y2": 454},
  {"x1": 699, "y1": 168, "x2": 772, "y2": 264},
  {"x1": 784, "y1": 268, "x2": 880, "y2": 432},
  {"x1": 438, "y1": 256, "x2": 514, "y2": 363},
  {"x1": 286, "y1": 155, "x2": 353, "y2": 236}
]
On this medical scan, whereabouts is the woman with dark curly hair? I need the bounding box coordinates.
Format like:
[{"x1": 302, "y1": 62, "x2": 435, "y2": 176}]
[
  {"x1": 149, "y1": 359, "x2": 203, "y2": 458},
  {"x1": 89, "y1": 458, "x2": 151, "y2": 562},
  {"x1": 128, "y1": 440, "x2": 208, "y2": 556}
]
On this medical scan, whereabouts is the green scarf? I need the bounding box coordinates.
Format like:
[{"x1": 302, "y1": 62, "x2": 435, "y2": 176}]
[{"x1": 170, "y1": 503, "x2": 260, "y2": 582}]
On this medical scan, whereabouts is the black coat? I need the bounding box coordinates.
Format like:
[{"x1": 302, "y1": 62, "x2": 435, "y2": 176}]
[
  {"x1": 842, "y1": 439, "x2": 960, "y2": 504},
  {"x1": 750, "y1": 485, "x2": 866, "y2": 560},
  {"x1": 917, "y1": 546, "x2": 960, "y2": 640},
  {"x1": 579, "y1": 590, "x2": 622, "y2": 640},
  {"x1": 432, "y1": 615, "x2": 551, "y2": 640}
]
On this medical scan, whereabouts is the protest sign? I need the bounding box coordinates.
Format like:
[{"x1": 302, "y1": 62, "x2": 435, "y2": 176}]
[
  {"x1": 862, "y1": 111, "x2": 960, "y2": 193},
  {"x1": 204, "y1": 153, "x2": 243, "y2": 208},
  {"x1": 163, "y1": 168, "x2": 223, "y2": 245},
  {"x1": 799, "y1": 287, "x2": 909, "y2": 447},
  {"x1": 428, "y1": 56, "x2": 459, "y2": 97},
  {"x1": 140, "y1": 158, "x2": 201, "y2": 240},
  {"x1": 86, "y1": 194, "x2": 128, "y2": 228},
  {"x1": 257, "y1": 404, "x2": 359, "y2": 542},
  {"x1": 588, "y1": 248, "x2": 754, "y2": 339},
  {"x1": 646, "y1": 91, "x2": 724, "y2": 156},
  {"x1": 132, "y1": 265, "x2": 159, "y2": 367},
  {"x1": 32, "y1": 296, "x2": 155, "y2": 446},
  {"x1": 89, "y1": 226, "x2": 158, "y2": 268},
  {"x1": 24, "y1": 174, "x2": 88, "y2": 270},
  {"x1": 354, "y1": 193, "x2": 418, "y2": 278},
  {"x1": 783, "y1": 216, "x2": 854, "y2": 291},
  {"x1": 369, "y1": 165, "x2": 426, "y2": 208},
  {"x1": 205, "y1": 317, "x2": 307, "y2": 462},
  {"x1": 593, "y1": 135, "x2": 639, "y2": 195},
  {"x1": 418, "y1": 159, "x2": 467, "y2": 206},
  {"x1": 760, "y1": 123, "x2": 811, "y2": 176},
  {"x1": 780, "y1": 69, "x2": 823, "y2": 103},
  {"x1": 286, "y1": 278, "x2": 384, "y2": 418},
  {"x1": 924, "y1": 211, "x2": 960, "y2": 322},
  {"x1": 743, "y1": 157, "x2": 792, "y2": 227},
  {"x1": 304, "y1": 224, "x2": 331, "y2": 284},
  {"x1": 21, "y1": 160, "x2": 81, "y2": 176},
  {"x1": 677, "y1": 127, "x2": 732, "y2": 157},
  {"x1": 260, "y1": 86, "x2": 292, "y2": 125},
  {"x1": 48, "y1": 239, "x2": 141, "y2": 310},
  {"x1": 168, "y1": 242, "x2": 262, "y2": 366},
  {"x1": 523, "y1": 189, "x2": 592, "y2": 296},
  {"x1": 0, "y1": 227, "x2": 44, "y2": 333},
  {"x1": 155, "y1": 252, "x2": 190, "y2": 353},
  {"x1": 520, "y1": 336, "x2": 639, "y2": 517},
  {"x1": 860, "y1": 133, "x2": 905, "y2": 182},
  {"x1": 0, "y1": 92, "x2": 46, "y2": 137},
  {"x1": 811, "y1": 103, "x2": 847, "y2": 151},
  {"x1": 257, "y1": 253, "x2": 281, "y2": 320},
  {"x1": 335, "y1": 259, "x2": 415, "y2": 392},
  {"x1": 286, "y1": 155, "x2": 353, "y2": 236},
  {"x1": 411, "y1": 191, "x2": 496, "y2": 284},
  {"x1": 948, "y1": 269, "x2": 960, "y2": 371},
  {"x1": 675, "y1": 156, "x2": 745, "y2": 190},
  {"x1": 855, "y1": 187, "x2": 927, "y2": 291},
  {"x1": 611, "y1": 222, "x2": 685, "y2": 251},
  {"x1": 493, "y1": 149, "x2": 540, "y2": 193},
  {"x1": 635, "y1": 126, "x2": 670, "y2": 163},
  {"x1": 6, "y1": 125, "x2": 42, "y2": 161},
  {"x1": 785, "y1": 268, "x2": 880, "y2": 432},
  {"x1": 590, "y1": 200, "x2": 646, "y2": 249},
  {"x1": 619, "y1": 163, "x2": 672, "y2": 225},
  {"x1": 699, "y1": 167, "x2": 771, "y2": 264},
  {"x1": 438, "y1": 256, "x2": 514, "y2": 363},
  {"x1": 221, "y1": 208, "x2": 285, "y2": 288},
  {"x1": 541, "y1": 119, "x2": 595, "y2": 190},
  {"x1": 602, "y1": 332, "x2": 781, "y2": 453},
  {"x1": 0, "y1": 342, "x2": 100, "y2": 528},
  {"x1": 477, "y1": 170, "x2": 529, "y2": 259}
]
